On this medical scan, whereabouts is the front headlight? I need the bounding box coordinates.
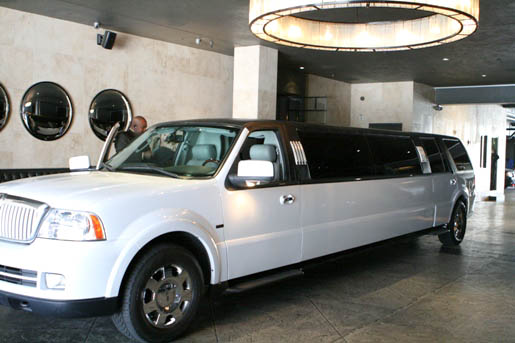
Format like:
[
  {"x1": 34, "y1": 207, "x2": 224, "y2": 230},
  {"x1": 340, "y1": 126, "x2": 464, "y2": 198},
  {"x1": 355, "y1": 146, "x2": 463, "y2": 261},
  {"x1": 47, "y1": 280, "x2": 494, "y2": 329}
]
[{"x1": 38, "y1": 209, "x2": 106, "y2": 241}]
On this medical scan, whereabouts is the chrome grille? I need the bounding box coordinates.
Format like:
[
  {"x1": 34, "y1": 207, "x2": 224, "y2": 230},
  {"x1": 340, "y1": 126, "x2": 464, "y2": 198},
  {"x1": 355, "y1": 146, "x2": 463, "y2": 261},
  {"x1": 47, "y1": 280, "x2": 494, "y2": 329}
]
[
  {"x1": 0, "y1": 194, "x2": 49, "y2": 243},
  {"x1": 0, "y1": 264, "x2": 37, "y2": 287}
]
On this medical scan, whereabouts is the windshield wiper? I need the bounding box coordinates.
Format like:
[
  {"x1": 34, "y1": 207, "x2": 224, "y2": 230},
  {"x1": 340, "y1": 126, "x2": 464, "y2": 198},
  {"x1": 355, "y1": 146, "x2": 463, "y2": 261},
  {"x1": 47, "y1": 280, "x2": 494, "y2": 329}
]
[
  {"x1": 117, "y1": 165, "x2": 180, "y2": 178},
  {"x1": 101, "y1": 163, "x2": 115, "y2": 171}
]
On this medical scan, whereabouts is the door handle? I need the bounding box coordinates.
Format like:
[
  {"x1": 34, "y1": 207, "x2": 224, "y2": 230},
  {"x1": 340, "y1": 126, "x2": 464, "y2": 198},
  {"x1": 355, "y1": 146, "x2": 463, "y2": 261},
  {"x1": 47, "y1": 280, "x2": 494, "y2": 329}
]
[
  {"x1": 450, "y1": 178, "x2": 457, "y2": 186},
  {"x1": 280, "y1": 194, "x2": 295, "y2": 205}
]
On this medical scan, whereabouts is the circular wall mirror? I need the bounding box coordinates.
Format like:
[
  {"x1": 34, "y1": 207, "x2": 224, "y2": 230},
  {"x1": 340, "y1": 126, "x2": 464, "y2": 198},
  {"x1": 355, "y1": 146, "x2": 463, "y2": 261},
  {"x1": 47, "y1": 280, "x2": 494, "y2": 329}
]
[
  {"x1": 88, "y1": 89, "x2": 132, "y2": 141},
  {"x1": 0, "y1": 83, "x2": 9, "y2": 131},
  {"x1": 20, "y1": 81, "x2": 73, "y2": 141}
]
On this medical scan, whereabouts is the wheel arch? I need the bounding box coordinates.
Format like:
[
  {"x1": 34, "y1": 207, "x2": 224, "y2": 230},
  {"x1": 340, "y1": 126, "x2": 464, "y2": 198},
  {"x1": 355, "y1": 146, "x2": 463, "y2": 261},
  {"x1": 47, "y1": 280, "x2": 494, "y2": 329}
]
[
  {"x1": 105, "y1": 214, "x2": 224, "y2": 299},
  {"x1": 120, "y1": 232, "x2": 213, "y2": 292}
]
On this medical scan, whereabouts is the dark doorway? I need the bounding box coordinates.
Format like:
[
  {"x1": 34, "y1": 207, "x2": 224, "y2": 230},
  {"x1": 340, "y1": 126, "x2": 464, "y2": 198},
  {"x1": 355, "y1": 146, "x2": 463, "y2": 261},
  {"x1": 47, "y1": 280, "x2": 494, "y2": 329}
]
[{"x1": 491, "y1": 137, "x2": 499, "y2": 190}]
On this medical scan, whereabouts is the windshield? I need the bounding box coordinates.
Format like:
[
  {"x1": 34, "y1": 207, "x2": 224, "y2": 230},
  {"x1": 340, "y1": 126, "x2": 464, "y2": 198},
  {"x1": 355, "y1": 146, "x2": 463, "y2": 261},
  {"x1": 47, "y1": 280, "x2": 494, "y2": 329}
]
[{"x1": 106, "y1": 125, "x2": 240, "y2": 178}]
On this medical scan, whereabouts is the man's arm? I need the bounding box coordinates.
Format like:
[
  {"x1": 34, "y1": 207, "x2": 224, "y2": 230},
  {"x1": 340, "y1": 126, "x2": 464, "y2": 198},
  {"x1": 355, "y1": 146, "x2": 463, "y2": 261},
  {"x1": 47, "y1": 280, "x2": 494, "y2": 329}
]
[{"x1": 115, "y1": 132, "x2": 131, "y2": 152}]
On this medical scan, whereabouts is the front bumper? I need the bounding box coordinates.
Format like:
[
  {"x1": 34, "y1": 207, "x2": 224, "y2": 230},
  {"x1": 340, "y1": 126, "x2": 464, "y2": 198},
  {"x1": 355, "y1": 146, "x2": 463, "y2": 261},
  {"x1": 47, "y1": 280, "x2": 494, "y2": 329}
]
[
  {"x1": 0, "y1": 238, "x2": 120, "y2": 301},
  {"x1": 0, "y1": 289, "x2": 117, "y2": 318}
]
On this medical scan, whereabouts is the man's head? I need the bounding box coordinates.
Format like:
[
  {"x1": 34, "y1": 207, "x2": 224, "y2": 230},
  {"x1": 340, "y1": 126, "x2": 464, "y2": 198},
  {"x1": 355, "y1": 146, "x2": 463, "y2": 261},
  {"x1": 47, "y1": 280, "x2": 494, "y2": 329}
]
[{"x1": 131, "y1": 116, "x2": 147, "y2": 136}]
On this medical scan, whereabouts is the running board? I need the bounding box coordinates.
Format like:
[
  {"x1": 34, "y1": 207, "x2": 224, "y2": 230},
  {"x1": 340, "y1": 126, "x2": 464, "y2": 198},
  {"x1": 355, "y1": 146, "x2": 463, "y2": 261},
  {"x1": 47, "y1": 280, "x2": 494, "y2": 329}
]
[{"x1": 224, "y1": 269, "x2": 304, "y2": 294}]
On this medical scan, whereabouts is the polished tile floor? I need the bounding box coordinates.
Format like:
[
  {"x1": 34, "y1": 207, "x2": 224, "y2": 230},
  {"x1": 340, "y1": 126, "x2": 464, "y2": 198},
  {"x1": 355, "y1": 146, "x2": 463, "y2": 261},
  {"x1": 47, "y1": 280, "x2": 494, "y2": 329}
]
[{"x1": 1, "y1": 192, "x2": 515, "y2": 343}]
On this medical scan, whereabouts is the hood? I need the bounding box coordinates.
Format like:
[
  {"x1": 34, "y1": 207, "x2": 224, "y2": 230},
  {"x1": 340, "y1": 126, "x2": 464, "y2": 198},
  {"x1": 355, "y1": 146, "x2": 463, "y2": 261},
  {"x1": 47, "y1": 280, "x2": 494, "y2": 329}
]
[{"x1": 0, "y1": 171, "x2": 211, "y2": 210}]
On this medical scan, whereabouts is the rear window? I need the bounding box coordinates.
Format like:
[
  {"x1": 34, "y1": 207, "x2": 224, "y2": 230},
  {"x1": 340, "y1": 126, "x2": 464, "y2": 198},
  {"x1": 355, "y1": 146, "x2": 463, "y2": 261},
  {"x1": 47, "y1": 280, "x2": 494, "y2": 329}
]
[
  {"x1": 367, "y1": 135, "x2": 422, "y2": 177},
  {"x1": 298, "y1": 130, "x2": 374, "y2": 181},
  {"x1": 443, "y1": 139, "x2": 473, "y2": 171}
]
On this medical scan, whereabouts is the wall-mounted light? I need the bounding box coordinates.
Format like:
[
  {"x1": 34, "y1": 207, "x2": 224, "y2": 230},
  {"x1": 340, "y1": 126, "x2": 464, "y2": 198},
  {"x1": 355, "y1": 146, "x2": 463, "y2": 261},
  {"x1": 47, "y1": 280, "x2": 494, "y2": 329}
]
[{"x1": 249, "y1": 0, "x2": 480, "y2": 52}]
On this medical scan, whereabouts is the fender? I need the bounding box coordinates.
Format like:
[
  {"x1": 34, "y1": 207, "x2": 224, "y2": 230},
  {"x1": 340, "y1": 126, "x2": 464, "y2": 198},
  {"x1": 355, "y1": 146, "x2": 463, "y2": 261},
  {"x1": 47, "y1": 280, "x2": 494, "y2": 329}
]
[
  {"x1": 447, "y1": 181, "x2": 470, "y2": 223},
  {"x1": 104, "y1": 208, "x2": 226, "y2": 298}
]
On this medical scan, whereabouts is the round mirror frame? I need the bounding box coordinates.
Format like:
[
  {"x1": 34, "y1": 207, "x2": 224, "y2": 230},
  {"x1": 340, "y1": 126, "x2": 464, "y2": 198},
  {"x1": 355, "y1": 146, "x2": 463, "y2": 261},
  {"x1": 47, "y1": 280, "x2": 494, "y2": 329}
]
[
  {"x1": 20, "y1": 81, "x2": 73, "y2": 141},
  {"x1": 0, "y1": 83, "x2": 10, "y2": 131},
  {"x1": 88, "y1": 89, "x2": 132, "y2": 141}
]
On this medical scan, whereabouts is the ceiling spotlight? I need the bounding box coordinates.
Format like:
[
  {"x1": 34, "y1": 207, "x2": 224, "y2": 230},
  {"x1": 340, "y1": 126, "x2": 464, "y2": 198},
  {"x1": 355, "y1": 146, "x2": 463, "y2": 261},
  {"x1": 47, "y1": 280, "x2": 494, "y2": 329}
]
[
  {"x1": 442, "y1": 58, "x2": 450, "y2": 61},
  {"x1": 299, "y1": 66, "x2": 305, "y2": 70},
  {"x1": 249, "y1": 0, "x2": 480, "y2": 52},
  {"x1": 482, "y1": 74, "x2": 487, "y2": 77},
  {"x1": 93, "y1": 21, "x2": 100, "y2": 29}
]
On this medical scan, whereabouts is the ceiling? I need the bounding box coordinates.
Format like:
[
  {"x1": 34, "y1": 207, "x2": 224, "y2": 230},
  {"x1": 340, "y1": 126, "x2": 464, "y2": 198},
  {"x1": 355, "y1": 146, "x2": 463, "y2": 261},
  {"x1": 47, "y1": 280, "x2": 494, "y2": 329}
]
[{"x1": 2, "y1": 0, "x2": 515, "y2": 87}]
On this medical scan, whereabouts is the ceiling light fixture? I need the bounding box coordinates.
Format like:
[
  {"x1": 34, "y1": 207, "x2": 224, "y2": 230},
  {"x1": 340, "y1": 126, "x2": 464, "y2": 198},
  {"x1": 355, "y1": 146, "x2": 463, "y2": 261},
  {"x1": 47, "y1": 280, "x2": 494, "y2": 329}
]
[
  {"x1": 249, "y1": 0, "x2": 480, "y2": 52},
  {"x1": 442, "y1": 57, "x2": 450, "y2": 61}
]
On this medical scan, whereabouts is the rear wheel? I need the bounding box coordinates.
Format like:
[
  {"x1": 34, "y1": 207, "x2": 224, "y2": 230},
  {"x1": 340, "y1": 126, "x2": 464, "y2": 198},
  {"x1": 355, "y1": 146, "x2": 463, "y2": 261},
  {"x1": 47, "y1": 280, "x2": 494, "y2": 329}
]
[
  {"x1": 112, "y1": 244, "x2": 204, "y2": 343},
  {"x1": 438, "y1": 200, "x2": 467, "y2": 246}
]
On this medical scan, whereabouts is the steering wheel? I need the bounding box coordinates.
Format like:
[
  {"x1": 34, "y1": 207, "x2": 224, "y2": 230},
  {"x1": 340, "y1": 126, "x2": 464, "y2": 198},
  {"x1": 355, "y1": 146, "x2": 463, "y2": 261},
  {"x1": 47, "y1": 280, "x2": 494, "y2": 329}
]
[{"x1": 202, "y1": 159, "x2": 220, "y2": 167}]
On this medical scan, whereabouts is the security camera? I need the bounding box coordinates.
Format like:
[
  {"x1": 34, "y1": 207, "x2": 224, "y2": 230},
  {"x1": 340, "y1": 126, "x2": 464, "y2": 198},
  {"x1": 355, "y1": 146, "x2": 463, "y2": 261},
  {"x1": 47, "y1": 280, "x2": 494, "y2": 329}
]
[
  {"x1": 97, "y1": 30, "x2": 117, "y2": 49},
  {"x1": 93, "y1": 21, "x2": 100, "y2": 29},
  {"x1": 433, "y1": 104, "x2": 443, "y2": 111}
]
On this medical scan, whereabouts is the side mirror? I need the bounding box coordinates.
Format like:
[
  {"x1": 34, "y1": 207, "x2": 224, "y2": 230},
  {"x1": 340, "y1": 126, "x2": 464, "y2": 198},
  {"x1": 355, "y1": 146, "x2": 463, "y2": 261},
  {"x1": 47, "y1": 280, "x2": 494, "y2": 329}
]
[
  {"x1": 229, "y1": 160, "x2": 274, "y2": 188},
  {"x1": 69, "y1": 155, "x2": 91, "y2": 171}
]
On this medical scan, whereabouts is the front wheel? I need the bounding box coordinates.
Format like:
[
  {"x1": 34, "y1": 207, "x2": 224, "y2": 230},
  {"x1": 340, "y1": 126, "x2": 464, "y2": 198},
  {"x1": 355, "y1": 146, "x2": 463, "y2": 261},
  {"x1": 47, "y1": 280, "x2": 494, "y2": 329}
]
[
  {"x1": 438, "y1": 200, "x2": 467, "y2": 246},
  {"x1": 112, "y1": 244, "x2": 204, "y2": 343}
]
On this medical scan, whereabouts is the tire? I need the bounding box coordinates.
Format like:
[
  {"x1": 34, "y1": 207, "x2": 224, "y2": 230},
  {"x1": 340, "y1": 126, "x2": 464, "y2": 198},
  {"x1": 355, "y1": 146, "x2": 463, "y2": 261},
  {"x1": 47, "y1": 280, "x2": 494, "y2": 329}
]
[
  {"x1": 112, "y1": 244, "x2": 204, "y2": 343},
  {"x1": 438, "y1": 200, "x2": 467, "y2": 246}
]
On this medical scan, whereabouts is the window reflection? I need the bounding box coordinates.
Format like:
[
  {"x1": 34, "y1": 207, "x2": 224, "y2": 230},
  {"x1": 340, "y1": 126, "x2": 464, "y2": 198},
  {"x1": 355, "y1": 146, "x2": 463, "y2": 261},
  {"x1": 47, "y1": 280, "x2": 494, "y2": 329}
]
[
  {"x1": 0, "y1": 83, "x2": 8, "y2": 131},
  {"x1": 20, "y1": 82, "x2": 73, "y2": 141},
  {"x1": 89, "y1": 89, "x2": 132, "y2": 141}
]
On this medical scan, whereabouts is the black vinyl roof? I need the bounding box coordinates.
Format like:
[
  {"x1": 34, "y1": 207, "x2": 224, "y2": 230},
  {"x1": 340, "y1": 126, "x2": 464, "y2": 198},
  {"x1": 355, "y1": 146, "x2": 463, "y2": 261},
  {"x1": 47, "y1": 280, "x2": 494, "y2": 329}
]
[{"x1": 155, "y1": 118, "x2": 459, "y2": 140}]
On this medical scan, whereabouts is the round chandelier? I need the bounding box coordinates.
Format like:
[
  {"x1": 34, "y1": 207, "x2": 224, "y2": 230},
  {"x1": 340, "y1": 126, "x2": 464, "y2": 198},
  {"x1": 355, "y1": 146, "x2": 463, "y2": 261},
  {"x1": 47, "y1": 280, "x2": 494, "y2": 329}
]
[{"x1": 249, "y1": 0, "x2": 480, "y2": 52}]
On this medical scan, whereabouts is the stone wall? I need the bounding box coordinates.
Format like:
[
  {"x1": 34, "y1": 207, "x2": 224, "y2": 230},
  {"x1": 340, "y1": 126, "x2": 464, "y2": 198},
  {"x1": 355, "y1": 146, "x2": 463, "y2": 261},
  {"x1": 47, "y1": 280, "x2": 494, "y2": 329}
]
[
  {"x1": 350, "y1": 81, "x2": 414, "y2": 130},
  {"x1": 433, "y1": 104, "x2": 507, "y2": 199},
  {"x1": 0, "y1": 7, "x2": 233, "y2": 168},
  {"x1": 305, "y1": 74, "x2": 351, "y2": 126}
]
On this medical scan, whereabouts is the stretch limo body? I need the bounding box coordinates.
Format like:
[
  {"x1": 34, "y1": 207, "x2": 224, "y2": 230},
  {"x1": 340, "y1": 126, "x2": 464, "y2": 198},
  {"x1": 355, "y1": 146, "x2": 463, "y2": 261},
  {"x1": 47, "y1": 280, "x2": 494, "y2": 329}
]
[{"x1": 0, "y1": 119, "x2": 475, "y2": 342}]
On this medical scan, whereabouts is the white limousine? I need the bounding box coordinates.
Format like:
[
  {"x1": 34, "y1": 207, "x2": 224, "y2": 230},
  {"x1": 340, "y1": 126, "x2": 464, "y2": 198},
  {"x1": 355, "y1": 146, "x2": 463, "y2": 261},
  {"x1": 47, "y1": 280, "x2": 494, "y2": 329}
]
[{"x1": 0, "y1": 120, "x2": 475, "y2": 342}]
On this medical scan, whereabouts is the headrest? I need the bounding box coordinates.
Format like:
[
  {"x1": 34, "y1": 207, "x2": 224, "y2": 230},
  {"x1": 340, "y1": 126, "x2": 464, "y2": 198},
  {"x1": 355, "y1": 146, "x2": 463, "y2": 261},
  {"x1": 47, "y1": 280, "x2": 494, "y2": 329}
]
[
  {"x1": 250, "y1": 144, "x2": 277, "y2": 162},
  {"x1": 192, "y1": 144, "x2": 216, "y2": 160}
]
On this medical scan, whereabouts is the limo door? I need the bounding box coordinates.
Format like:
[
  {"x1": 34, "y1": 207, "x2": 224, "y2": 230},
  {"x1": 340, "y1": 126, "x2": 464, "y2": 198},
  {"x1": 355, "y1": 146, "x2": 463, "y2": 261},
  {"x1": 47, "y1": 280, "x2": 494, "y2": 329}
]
[
  {"x1": 418, "y1": 137, "x2": 455, "y2": 225},
  {"x1": 221, "y1": 129, "x2": 301, "y2": 280},
  {"x1": 297, "y1": 131, "x2": 434, "y2": 261}
]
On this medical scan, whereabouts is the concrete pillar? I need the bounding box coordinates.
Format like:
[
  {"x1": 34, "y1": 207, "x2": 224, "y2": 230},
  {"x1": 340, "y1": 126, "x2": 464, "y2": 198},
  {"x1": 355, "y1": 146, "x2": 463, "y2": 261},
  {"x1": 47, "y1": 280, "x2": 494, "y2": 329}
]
[{"x1": 232, "y1": 45, "x2": 278, "y2": 120}]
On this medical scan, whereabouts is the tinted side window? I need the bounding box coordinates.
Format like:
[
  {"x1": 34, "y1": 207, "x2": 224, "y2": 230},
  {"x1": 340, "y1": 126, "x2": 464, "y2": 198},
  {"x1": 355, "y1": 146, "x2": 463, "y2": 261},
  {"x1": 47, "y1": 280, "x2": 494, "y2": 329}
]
[
  {"x1": 443, "y1": 139, "x2": 473, "y2": 171},
  {"x1": 298, "y1": 130, "x2": 374, "y2": 181},
  {"x1": 420, "y1": 137, "x2": 445, "y2": 173},
  {"x1": 367, "y1": 135, "x2": 422, "y2": 176}
]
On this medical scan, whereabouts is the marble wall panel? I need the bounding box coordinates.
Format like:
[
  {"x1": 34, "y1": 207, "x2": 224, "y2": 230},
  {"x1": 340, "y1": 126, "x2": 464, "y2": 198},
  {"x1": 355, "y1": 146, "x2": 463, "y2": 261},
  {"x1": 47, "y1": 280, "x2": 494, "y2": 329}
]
[
  {"x1": 0, "y1": 7, "x2": 233, "y2": 168},
  {"x1": 305, "y1": 74, "x2": 351, "y2": 126},
  {"x1": 350, "y1": 81, "x2": 414, "y2": 129}
]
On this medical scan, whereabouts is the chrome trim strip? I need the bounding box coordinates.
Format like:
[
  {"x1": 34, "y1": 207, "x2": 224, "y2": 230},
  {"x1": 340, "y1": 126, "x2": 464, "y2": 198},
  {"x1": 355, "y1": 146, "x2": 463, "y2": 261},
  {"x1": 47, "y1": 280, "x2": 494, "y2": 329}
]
[
  {"x1": 297, "y1": 141, "x2": 308, "y2": 165},
  {"x1": 290, "y1": 141, "x2": 301, "y2": 165},
  {"x1": 290, "y1": 141, "x2": 307, "y2": 166},
  {"x1": 0, "y1": 271, "x2": 37, "y2": 282}
]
